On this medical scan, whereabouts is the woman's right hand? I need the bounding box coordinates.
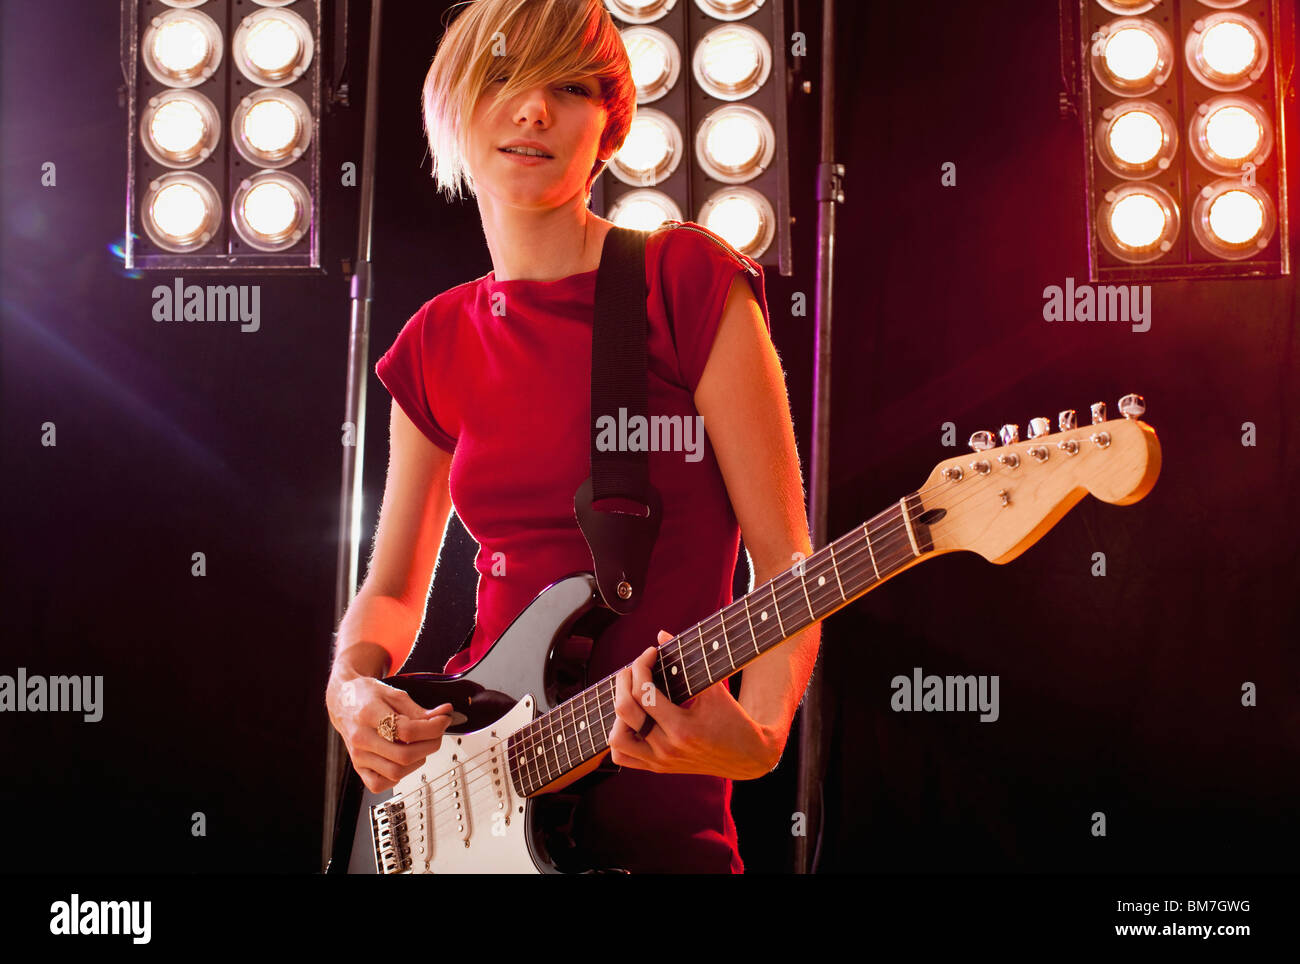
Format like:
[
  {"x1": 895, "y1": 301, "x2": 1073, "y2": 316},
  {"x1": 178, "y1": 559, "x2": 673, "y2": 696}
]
[{"x1": 327, "y1": 673, "x2": 456, "y2": 794}]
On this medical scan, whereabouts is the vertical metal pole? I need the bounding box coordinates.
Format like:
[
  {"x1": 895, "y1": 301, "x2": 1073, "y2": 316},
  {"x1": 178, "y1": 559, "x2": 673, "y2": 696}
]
[
  {"x1": 794, "y1": 0, "x2": 842, "y2": 875},
  {"x1": 322, "y1": 0, "x2": 384, "y2": 871}
]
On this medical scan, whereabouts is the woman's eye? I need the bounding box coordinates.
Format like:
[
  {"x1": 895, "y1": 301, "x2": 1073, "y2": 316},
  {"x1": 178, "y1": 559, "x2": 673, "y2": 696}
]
[{"x1": 563, "y1": 84, "x2": 589, "y2": 96}]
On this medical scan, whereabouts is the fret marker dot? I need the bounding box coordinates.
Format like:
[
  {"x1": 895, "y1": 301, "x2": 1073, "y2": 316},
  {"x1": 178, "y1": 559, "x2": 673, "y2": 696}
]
[
  {"x1": 535, "y1": 748, "x2": 541, "y2": 756},
  {"x1": 818, "y1": 576, "x2": 826, "y2": 586},
  {"x1": 761, "y1": 611, "x2": 768, "y2": 620},
  {"x1": 670, "y1": 665, "x2": 678, "y2": 674},
  {"x1": 579, "y1": 721, "x2": 585, "y2": 729},
  {"x1": 712, "y1": 641, "x2": 719, "y2": 650},
  {"x1": 555, "y1": 734, "x2": 561, "y2": 743}
]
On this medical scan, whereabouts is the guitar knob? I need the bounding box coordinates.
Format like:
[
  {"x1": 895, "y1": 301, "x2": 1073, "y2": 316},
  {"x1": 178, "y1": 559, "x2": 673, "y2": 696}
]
[
  {"x1": 1090, "y1": 401, "x2": 1107, "y2": 424},
  {"x1": 968, "y1": 430, "x2": 996, "y2": 452},
  {"x1": 999, "y1": 423, "x2": 1019, "y2": 446},
  {"x1": 1118, "y1": 393, "x2": 1146, "y2": 419},
  {"x1": 1058, "y1": 409, "x2": 1077, "y2": 431},
  {"x1": 1027, "y1": 417, "x2": 1052, "y2": 439}
]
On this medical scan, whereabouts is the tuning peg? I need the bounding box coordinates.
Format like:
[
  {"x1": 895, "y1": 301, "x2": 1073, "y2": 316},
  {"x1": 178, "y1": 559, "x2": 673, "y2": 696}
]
[
  {"x1": 1090, "y1": 401, "x2": 1107, "y2": 424},
  {"x1": 1027, "y1": 417, "x2": 1052, "y2": 439},
  {"x1": 1118, "y1": 393, "x2": 1146, "y2": 419},
  {"x1": 999, "y1": 423, "x2": 1020, "y2": 446},
  {"x1": 1058, "y1": 409, "x2": 1077, "y2": 431},
  {"x1": 968, "y1": 430, "x2": 996, "y2": 452}
]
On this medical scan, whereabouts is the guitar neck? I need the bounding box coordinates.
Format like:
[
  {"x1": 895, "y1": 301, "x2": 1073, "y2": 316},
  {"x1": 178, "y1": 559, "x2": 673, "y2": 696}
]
[{"x1": 507, "y1": 492, "x2": 938, "y2": 797}]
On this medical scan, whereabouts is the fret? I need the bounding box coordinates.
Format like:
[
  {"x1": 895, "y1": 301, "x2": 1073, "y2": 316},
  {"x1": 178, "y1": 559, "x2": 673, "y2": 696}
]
[
  {"x1": 796, "y1": 556, "x2": 815, "y2": 621},
  {"x1": 768, "y1": 580, "x2": 786, "y2": 638},
  {"x1": 697, "y1": 624, "x2": 714, "y2": 685},
  {"x1": 579, "y1": 688, "x2": 596, "y2": 758},
  {"x1": 899, "y1": 496, "x2": 921, "y2": 557},
  {"x1": 719, "y1": 605, "x2": 737, "y2": 671},
  {"x1": 827, "y1": 543, "x2": 846, "y2": 600},
  {"x1": 670, "y1": 639, "x2": 693, "y2": 698},
  {"x1": 863, "y1": 522, "x2": 881, "y2": 581},
  {"x1": 741, "y1": 594, "x2": 760, "y2": 662}
]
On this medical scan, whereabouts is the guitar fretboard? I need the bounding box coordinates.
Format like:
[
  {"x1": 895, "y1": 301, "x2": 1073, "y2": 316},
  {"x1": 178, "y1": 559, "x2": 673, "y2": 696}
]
[{"x1": 506, "y1": 493, "x2": 935, "y2": 797}]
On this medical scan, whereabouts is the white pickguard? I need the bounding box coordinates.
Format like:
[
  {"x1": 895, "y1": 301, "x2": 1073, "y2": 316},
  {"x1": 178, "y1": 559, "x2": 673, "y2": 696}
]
[{"x1": 370, "y1": 696, "x2": 542, "y2": 874}]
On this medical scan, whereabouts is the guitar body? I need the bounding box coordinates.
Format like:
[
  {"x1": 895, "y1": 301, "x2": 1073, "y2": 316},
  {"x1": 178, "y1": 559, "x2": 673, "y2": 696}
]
[{"x1": 327, "y1": 572, "x2": 620, "y2": 875}]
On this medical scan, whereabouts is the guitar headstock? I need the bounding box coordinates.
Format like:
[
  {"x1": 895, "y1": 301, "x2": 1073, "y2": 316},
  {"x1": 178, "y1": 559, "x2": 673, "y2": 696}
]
[{"x1": 920, "y1": 395, "x2": 1161, "y2": 564}]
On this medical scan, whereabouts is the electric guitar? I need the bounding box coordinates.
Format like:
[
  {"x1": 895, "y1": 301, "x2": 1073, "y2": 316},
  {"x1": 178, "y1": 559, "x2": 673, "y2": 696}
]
[{"x1": 327, "y1": 395, "x2": 1161, "y2": 874}]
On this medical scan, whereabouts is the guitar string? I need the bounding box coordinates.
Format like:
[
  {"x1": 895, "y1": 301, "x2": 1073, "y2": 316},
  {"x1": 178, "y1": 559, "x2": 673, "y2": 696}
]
[
  {"x1": 392, "y1": 522, "x2": 959, "y2": 840},
  {"x1": 381, "y1": 435, "x2": 1114, "y2": 845},
  {"x1": 413, "y1": 530, "x2": 929, "y2": 843},
  {"x1": 387, "y1": 443, "x2": 1096, "y2": 833}
]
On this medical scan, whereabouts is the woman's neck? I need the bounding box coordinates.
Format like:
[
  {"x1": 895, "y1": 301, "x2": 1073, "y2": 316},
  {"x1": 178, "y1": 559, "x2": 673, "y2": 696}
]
[{"x1": 478, "y1": 197, "x2": 612, "y2": 282}]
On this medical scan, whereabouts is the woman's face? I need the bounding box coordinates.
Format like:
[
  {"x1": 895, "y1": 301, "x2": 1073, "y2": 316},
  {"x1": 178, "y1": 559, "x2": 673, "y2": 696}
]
[{"x1": 466, "y1": 68, "x2": 607, "y2": 209}]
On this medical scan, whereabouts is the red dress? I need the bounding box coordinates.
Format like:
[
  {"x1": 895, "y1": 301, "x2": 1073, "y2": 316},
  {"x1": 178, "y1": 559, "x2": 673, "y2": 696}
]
[{"x1": 375, "y1": 221, "x2": 771, "y2": 873}]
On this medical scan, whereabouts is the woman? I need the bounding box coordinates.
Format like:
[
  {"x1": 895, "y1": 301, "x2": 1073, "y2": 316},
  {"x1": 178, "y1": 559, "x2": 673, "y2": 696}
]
[{"x1": 325, "y1": 0, "x2": 819, "y2": 873}]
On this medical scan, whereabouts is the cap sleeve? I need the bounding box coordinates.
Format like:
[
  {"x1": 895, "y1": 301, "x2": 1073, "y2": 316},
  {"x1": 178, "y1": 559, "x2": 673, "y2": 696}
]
[
  {"x1": 652, "y1": 222, "x2": 772, "y2": 395},
  {"x1": 374, "y1": 300, "x2": 458, "y2": 454}
]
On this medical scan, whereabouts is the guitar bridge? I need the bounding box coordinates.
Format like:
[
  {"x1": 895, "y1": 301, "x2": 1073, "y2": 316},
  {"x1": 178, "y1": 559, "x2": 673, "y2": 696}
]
[{"x1": 371, "y1": 799, "x2": 412, "y2": 874}]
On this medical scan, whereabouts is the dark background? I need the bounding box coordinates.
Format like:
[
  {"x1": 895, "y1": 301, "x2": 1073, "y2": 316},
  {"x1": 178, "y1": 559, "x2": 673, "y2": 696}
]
[{"x1": 1, "y1": 0, "x2": 1296, "y2": 874}]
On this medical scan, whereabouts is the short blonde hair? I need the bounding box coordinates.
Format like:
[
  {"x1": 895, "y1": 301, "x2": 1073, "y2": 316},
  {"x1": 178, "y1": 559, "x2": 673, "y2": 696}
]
[{"x1": 422, "y1": 0, "x2": 637, "y2": 202}]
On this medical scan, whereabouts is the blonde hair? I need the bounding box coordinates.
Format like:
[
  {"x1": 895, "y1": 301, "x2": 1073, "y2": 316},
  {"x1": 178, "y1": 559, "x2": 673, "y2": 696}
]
[{"x1": 422, "y1": 0, "x2": 637, "y2": 202}]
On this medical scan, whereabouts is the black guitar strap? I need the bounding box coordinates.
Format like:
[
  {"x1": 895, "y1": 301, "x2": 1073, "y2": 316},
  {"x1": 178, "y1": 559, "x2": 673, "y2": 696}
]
[{"x1": 573, "y1": 224, "x2": 663, "y2": 615}]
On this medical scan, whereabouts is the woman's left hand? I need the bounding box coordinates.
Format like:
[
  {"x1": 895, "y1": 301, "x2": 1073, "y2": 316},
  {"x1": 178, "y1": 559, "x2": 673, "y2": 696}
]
[{"x1": 607, "y1": 631, "x2": 782, "y2": 780}]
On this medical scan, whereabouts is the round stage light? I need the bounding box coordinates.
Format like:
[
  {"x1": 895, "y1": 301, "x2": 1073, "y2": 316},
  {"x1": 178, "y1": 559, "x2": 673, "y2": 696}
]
[
  {"x1": 232, "y1": 7, "x2": 314, "y2": 87},
  {"x1": 231, "y1": 88, "x2": 312, "y2": 168},
  {"x1": 607, "y1": 188, "x2": 683, "y2": 230},
  {"x1": 159, "y1": 0, "x2": 211, "y2": 7},
  {"x1": 1185, "y1": 12, "x2": 1268, "y2": 91},
  {"x1": 621, "y1": 26, "x2": 680, "y2": 104},
  {"x1": 696, "y1": 104, "x2": 775, "y2": 183},
  {"x1": 1096, "y1": 0, "x2": 1159, "y2": 13},
  {"x1": 693, "y1": 0, "x2": 767, "y2": 20},
  {"x1": 141, "y1": 171, "x2": 221, "y2": 252},
  {"x1": 698, "y1": 185, "x2": 774, "y2": 259},
  {"x1": 692, "y1": 23, "x2": 771, "y2": 100},
  {"x1": 142, "y1": 8, "x2": 223, "y2": 88},
  {"x1": 1090, "y1": 18, "x2": 1174, "y2": 96},
  {"x1": 1095, "y1": 100, "x2": 1177, "y2": 178},
  {"x1": 610, "y1": 109, "x2": 682, "y2": 186},
  {"x1": 1191, "y1": 179, "x2": 1275, "y2": 258},
  {"x1": 140, "y1": 89, "x2": 221, "y2": 168},
  {"x1": 1097, "y1": 182, "x2": 1180, "y2": 263},
  {"x1": 231, "y1": 171, "x2": 311, "y2": 251},
  {"x1": 1189, "y1": 95, "x2": 1272, "y2": 175},
  {"x1": 605, "y1": 0, "x2": 678, "y2": 25}
]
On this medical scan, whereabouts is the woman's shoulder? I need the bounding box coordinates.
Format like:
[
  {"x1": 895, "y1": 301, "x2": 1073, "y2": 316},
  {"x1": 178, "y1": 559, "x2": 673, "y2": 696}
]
[{"x1": 646, "y1": 219, "x2": 760, "y2": 279}]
